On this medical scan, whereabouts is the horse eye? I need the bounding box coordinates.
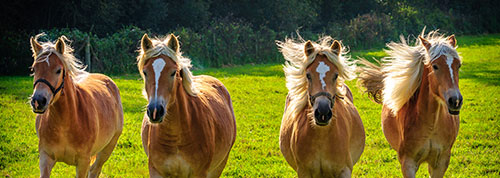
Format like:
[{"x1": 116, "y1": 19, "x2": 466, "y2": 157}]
[
  {"x1": 143, "y1": 71, "x2": 147, "y2": 77},
  {"x1": 306, "y1": 73, "x2": 311, "y2": 80},
  {"x1": 432, "y1": 64, "x2": 438, "y2": 70},
  {"x1": 333, "y1": 74, "x2": 338, "y2": 80},
  {"x1": 171, "y1": 71, "x2": 177, "y2": 77},
  {"x1": 458, "y1": 63, "x2": 462, "y2": 69},
  {"x1": 56, "y1": 69, "x2": 61, "y2": 74}
]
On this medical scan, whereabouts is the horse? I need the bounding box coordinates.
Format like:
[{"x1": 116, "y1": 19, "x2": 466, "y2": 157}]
[
  {"x1": 137, "y1": 33, "x2": 237, "y2": 177},
  {"x1": 277, "y1": 36, "x2": 366, "y2": 177},
  {"x1": 357, "y1": 30, "x2": 462, "y2": 178},
  {"x1": 29, "y1": 34, "x2": 123, "y2": 178}
]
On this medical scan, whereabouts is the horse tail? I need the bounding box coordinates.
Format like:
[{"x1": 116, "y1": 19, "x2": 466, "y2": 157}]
[{"x1": 356, "y1": 58, "x2": 384, "y2": 104}]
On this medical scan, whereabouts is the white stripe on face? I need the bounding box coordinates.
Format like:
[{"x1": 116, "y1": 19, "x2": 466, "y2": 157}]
[
  {"x1": 152, "y1": 58, "x2": 166, "y2": 99},
  {"x1": 445, "y1": 54, "x2": 455, "y2": 84},
  {"x1": 316, "y1": 61, "x2": 330, "y2": 90}
]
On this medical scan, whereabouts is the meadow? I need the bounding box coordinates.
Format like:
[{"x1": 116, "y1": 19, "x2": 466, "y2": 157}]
[{"x1": 0, "y1": 34, "x2": 499, "y2": 177}]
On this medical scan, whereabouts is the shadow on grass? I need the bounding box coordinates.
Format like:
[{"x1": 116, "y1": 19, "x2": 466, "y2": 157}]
[
  {"x1": 0, "y1": 77, "x2": 33, "y2": 101},
  {"x1": 460, "y1": 62, "x2": 500, "y2": 86},
  {"x1": 193, "y1": 63, "x2": 285, "y2": 78},
  {"x1": 458, "y1": 34, "x2": 500, "y2": 47}
]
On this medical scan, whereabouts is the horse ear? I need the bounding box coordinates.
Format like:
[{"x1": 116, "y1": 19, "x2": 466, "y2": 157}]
[
  {"x1": 55, "y1": 36, "x2": 66, "y2": 54},
  {"x1": 167, "y1": 34, "x2": 179, "y2": 53},
  {"x1": 30, "y1": 36, "x2": 42, "y2": 55},
  {"x1": 447, "y1": 35, "x2": 457, "y2": 47},
  {"x1": 419, "y1": 36, "x2": 431, "y2": 51},
  {"x1": 330, "y1": 40, "x2": 341, "y2": 56},
  {"x1": 141, "y1": 33, "x2": 153, "y2": 52},
  {"x1": 304, "y1": 40, "x2": 314, "y2": 57}
]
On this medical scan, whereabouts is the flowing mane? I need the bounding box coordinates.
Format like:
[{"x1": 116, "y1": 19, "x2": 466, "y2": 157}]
[
  {"x1": 382, "y1": 30, "x2": 461, "y2": 114},
  {"x1": 277, "y1": 35, "x2": 356, "y2": 120},
  {"x1": 137, "y1": 35, "x2": 197, "y2": 96},
  {"x1": 31, "y1": 33, "x2": 88, "y2": 79}
]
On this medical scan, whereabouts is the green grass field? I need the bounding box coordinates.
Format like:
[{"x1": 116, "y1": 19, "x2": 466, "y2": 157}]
[{"x1": 1, "y1": 34, "x2": 499, "y2": 177}]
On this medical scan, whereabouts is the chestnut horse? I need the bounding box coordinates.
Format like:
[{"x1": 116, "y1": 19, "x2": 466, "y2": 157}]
[
  {"x1": 29, "y1": 34, "x2": 123, "y2": 177},
  {"x1": 277, "y1": 36, "x2": 365, "y2": 177},
  {"x1": 357, "y1": 30, "x2": 462, "y2": 178},
  {"x1": 137, "y1": 34, "x2": 236, "y2": 177}
]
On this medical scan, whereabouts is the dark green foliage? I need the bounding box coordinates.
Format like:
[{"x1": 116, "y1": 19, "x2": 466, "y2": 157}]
[
  {"x1": 173, "y1": 17, "x2": 283, "y2": 68},
  {"x1": 0, "y1": 0, "x2": 498, "y2": 75}
]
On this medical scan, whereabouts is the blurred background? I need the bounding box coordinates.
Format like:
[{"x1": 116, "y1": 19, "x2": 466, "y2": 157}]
[{"x1": 1, "y1": 0, "x2": 498, "y2": 75}]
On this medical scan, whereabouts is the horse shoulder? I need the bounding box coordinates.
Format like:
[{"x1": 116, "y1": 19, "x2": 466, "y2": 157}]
[
  {"x1": 186, "y1": 75, "x2": 236, "y2": 166},
  {"x1": 73, "y1": 73, "x2": 123, "y2": 148},
  {"x1": 381, "y1": 105, "x2": 401, "y2": 150}
]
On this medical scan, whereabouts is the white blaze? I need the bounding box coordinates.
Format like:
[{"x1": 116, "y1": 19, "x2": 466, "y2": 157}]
[
  {"x1": 152, "y1": 58, "x2": 166, "y2": 98},
  {"x1": 316, "y1": 61, "x2": 330, "y2": 90},
  {"x1": 445, "y1": 54, "x2": 455, "y2": 84}
]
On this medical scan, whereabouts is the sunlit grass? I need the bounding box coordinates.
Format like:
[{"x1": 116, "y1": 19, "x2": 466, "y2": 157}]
[{"x1": 0, "y1": 34, "x2": 499, "y2": 177}]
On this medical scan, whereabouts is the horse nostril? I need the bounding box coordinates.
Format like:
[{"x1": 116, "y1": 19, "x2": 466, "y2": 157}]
[
  {"x1": 147, "y1": 103, "x2": 165, "y2": 121},
  {"x1": 448, "y1": 97, "x2": 454, "y2": 106},
  {"x1": 40, "y1": 97, "x2": 47, "y2": 106},
  {"x1": 314, "y1": 108, "x2": 321, "y2": 119},
  {"x1": 147, "y1": 104, "x2": 155, "y2": 119},
  {"x1": 31, "y1": 95, "x2": 47, "y2": 109},
  {"x1": 156, "y1": 105, "x2": 165, "y2": 119}
]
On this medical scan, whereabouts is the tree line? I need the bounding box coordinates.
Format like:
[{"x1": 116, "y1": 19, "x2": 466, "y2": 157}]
[{"x1": 1, "y1": 0, "x2": 498, "y2": 75}]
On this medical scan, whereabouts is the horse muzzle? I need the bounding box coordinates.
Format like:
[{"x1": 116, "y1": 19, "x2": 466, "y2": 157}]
[
  {"x1": 31, "y1": 93, "x2": 49, "y2": 114},
  {"x1": 147, "y1": 102, "x2": 165, "y2": 123},
  {"x1": 313, "y1": 97, "x2": 333, "y2": 126},
  {"x1": 445, "y1": 90, "x2": 463, "y2": 115}
]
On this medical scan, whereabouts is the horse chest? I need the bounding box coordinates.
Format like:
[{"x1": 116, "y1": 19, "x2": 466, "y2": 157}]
[
  {"x1": 37, "y1": 124, "x2": 86, "y2": 165},
  {"x1": 412, "y1": 137, "x2": 447, "y2": 163},
  {"x1": 153, "y1": 153, "x2": 193, "y2": 177},
  {"x1": 40, "y1": 137, "x2": 79, "y2": 165},
  {"x1": 292, "y1": 127, "x2": 350, "y2": 172}
]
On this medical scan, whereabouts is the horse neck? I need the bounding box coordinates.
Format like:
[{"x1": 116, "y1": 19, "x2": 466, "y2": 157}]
[
  {"x1": 46, "y1": 73, "x2": 78, "y2": 124},
  {"x1": 405, "y1": 65, "x2": 443, "y2": 123},
  {"x1": 157, "y1": 80, "x2": 191, "y2": 143}
]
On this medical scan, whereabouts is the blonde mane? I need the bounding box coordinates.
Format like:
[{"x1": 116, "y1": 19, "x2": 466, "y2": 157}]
[
  {"x1": 382, "y1": 29, "x2": 461, "y2": 114},
  {"x1": 137, "y1": 35, "x2": 197, "y2": 96},
  {"x1": 31, "y1": 33, "x2": 88, "y2": 79},
  {"x1": 277, "y1": 35, "x2": 356, "y2": 120}
]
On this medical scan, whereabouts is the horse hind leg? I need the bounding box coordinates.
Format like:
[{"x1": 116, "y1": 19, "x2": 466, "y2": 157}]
[{"x1": 88, "y1": 133, "x2": 121, "y2": 178}]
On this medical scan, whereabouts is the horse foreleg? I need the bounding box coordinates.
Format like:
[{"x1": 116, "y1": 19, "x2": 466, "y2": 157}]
[
  {"x1": 339, "y1": 167, "x2": 352, "y2": 178},
  {"x1": 207, "y1": 153, "x2": 229, "y2": 178},
  {"x1": 39, "y1": 151, "x2": 56, "y2": 178},
  {"x1": 75, "y1": 157, "x2": 91, "y2": 178},
  {"x1": 400, "y1": 156, "x2": 418, "y2": 178},
  {"x1": 89, "y1": 134, "x2": 121, "y2": 178},
  {"x1": 148, "y1": 161, "x2": 163, "y2": 178},
  {"x1": 296, "y1": 166, "x2": 313, "y2": 178},
  {"x1": 428, "y1": 151, "x2": 451, "y2": 178}
]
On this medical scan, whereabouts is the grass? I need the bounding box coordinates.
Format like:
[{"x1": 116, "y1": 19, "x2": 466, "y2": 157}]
[{"x1": 1, "y1": 34, "x2": 499, "y2": 177}]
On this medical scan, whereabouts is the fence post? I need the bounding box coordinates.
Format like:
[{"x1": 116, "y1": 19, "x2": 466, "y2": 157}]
[{"x1": 85, "y1": 35, "x2": 91, "y2": 72}]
